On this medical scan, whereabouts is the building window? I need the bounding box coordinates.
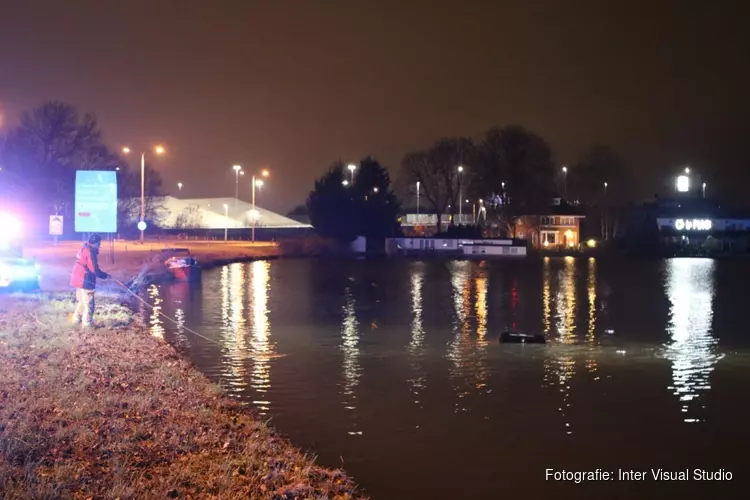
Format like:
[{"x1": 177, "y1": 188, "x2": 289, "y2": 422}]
[
  {"x1": 542, "y1": 231, "x2": 557, "y2": 245},
  {"x1": 541, "y1": 216, "x2": 554, "y2": 225}
]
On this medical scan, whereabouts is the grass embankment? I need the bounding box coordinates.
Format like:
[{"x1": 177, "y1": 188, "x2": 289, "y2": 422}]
[{"x1": 0, "y1": 293, "x2": 363, "y2": 499}]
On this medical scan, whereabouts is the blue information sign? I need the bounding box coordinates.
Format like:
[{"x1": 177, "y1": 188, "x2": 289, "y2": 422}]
[{"x1": 74, "y1": 170, "x2": 118, "y2": 233}]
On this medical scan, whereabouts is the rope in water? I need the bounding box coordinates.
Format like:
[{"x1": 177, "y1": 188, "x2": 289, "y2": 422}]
[{"x1": 113, "y1": 278, "x2": 222, "y2": 347}]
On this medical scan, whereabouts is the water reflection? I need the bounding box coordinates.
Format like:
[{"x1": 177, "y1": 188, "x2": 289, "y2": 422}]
[
  {"x1": 408, "y1": 264, "x2": 426, "y2": 410},
  {"x1": 148, "y1": 284, "x2": 165, "y2": 340},
  {"x1": 249, "y1": 260, "x2": 273, "y2": 415},
  {"x1": 219, "y1": 264, "x2": 248, "y2": 393},
  {"x1": 542, "y1": 257, "x2": 582, "y2": 435},
  {"x1": 664, "y1": 258, "x2": 722, "y2": 423},
  {"x1": 341, "y1": 287, "x2": 362, "y2": 435},
  {"x1": 586, "y1": 258, "x2": 599, "y2": 375},
  {"x1": 447, "y1": 262, "x2": 489, "y2": 411}
]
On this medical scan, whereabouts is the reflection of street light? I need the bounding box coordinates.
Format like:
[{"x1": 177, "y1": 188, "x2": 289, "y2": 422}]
[
  {"x1": 347, "y1": 163, "x2": 356, "y2": 184},
  {"x1": 223, "y1": 204, "x2": 229, "y2": 241},
  {"x1": 123, "y1": 145, "x2": 165, "y2": 243}
]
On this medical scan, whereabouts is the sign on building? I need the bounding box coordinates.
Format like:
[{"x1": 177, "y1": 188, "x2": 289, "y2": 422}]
[
  {"x1": 74, "y1": 171, "x2": 118, "y2": 233},
  {"x1": 49, "y1": 215, "x2": 63, "y2": 235}
]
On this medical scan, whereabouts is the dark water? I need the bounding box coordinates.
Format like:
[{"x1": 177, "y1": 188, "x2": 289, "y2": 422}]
[{"x1": 143, "y1": 257, "x2": 750, "y2": 498}]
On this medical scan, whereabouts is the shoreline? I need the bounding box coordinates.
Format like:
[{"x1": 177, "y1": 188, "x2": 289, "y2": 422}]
[{"x1": 1, "y1": 241, "x2": 365, "y2": 499}]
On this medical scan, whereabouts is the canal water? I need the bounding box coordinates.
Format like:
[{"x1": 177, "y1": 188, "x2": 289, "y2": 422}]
[{"x1": 143, "y1": 257, "x2": 750, "y2": 498}]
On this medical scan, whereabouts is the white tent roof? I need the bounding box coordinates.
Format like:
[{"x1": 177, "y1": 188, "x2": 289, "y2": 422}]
[{"x1": 159, "y1": 196, "x2": 311, "y2": 229}]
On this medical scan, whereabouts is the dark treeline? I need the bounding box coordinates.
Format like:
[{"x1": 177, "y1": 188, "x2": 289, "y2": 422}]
[
  {"x1": 308, "y1": 124, "x2": 634, "y2": 241},
  {"x1": 0, "y1": 101, "x2": 164, "y2": 236}
]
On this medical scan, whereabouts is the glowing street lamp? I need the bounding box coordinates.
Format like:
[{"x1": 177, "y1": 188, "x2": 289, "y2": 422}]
[
  {"x1": 347, "y1": 163, "x2": 356, "y2": 184},
  {"x1": 604, "y1": 181, "x2": 608, "y2": 197},
  {"x1": 177, "y1": 182, "x2": 183, "y2": 192},
  {"x1": 457, "y1": 165, "x2": 464, "y2": 222},
  {"x1": 562, "y1": 165, "x2": 568, "y2": 199},
  {"x1": 342, "y1": 180, "x2": 349, "y2": 186},
  {"x1": 251, "y1": 169, "x2": 270, "y2": 242},
  {"x1": 223, "y1": 203, "x2": 229, "y2": 241},
  {"x1": 416, "y1": 181, "x2": 420, "y2": 218},
  {"x1": 676, "y1": 175, "x2": 690, "y2": 193},
  {"x1": 702, "y1": 182, "x2": 707, "y2": 198},
  {"x1": 122, "y1": 144, "x2": 165, "y2": 243},
  {"x1": 232, "y1": 165, "x2": 243, "y2": 201}
]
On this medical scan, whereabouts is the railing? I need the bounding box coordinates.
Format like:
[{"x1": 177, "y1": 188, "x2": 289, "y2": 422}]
[{"x1": 402, "y1": 214, "x2": 476, "y2": 226}]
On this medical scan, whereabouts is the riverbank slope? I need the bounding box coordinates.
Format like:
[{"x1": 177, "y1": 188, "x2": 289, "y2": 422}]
[{"x1": 1, "y1": 242, "x2": 364, "y2": 498}]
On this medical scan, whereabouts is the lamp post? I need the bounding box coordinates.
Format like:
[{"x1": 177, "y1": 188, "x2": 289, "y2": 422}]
[
  {"x1": 122, "y1": 145, "x2": 165, "y2": 243},
  {"x1": 223, "y1": 204, "x2": 228, "y2": 241},
  {"x1": 562, "y1": 165, "x2": 568, "y2": 199},
  {"x1": 347, "y1": 163, "x2": 356, "y2": 184},
  {"x1": 702, "y1": 182, "x2": 707, "y2": 198},
  {"x1": 177, "y1": 182, "x2": 183, "y2": 192},
  {"x1": 604, "y1": 181, "x2": 608, "y2": 198},
  {"x1": 457, "y1": 165, "x2": 464, "y2": 222},
  {"x1": 251, "y1": 169, "x2": 270, "y2": 242},
  {"x1": 232, "y1": 165, "x2": 243, "y2": 201},
  {"x1": 416, "y1": 181, "x2": 420, "y2": 220}
]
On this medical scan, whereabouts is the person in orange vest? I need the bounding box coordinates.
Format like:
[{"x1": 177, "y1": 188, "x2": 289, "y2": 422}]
[{"x1": 70, "y1": 234, "x2": 110, "y2": 326}]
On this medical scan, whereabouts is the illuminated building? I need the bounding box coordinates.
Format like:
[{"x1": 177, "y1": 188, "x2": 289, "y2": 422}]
[{"x1": 514, "y1": 199, "x2": 585, "y2": 249}]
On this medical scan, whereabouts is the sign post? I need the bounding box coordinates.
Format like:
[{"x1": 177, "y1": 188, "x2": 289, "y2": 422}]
[
  {"x1": 49, "y1": 215, "x2": 63, "y2": 246},
  {"x1": 74, "y1": 171, "x2": 118, "y2": 234}
]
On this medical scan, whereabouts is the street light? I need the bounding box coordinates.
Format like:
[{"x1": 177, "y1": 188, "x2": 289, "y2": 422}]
[
  {"x1": 251, "y1": 169, "x2": 270, "y2": 242},
  {"x1": 457, "y1": 165, "x2": 464, "y2": 222},
  {"x1": 232, "y1": 165, "x2": 243, "y2": 201},
  {"x1": 685, "y1": 167, "x2": 690, "y2": 174},
  {"x1": 342, "y1": 180, "x2": 349, "y2": 186},
  {"x1": 177, "y1": 182, "x2": 183, "y2": 192},
  {"x1": 702, "y1": 182, "x2": 707, "y2": 198},
  {"x1": 223, "y1": 203, "x2": 229, "y2": 241},
  {"x1": 347, "y1": 163, "x2": 356, "y2": 184},
  {"x1": 416, "y1": 181, "x2": 420, "y2": 219},
  {"x1": 373, "y1": 187, "x2": 379, "y2": 193},
  {"x1": 122, "y1": 144, "x2": 165, "y2": 243},
  {"x1": 562, "y1": 165, "x2": 568, "y2": 199},
  {"x1": 604, "y1": 181, "x2": 608, "y2": 197}
]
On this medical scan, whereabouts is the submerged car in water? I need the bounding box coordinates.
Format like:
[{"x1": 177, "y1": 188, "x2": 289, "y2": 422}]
[{"x1": 0, "y1": 211, "x2": 40, "y2": 291}]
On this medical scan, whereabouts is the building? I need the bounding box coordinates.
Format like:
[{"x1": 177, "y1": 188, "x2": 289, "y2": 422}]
[
  {"x1": 157, "y1": 196, "x2": 312, "y2": 237},
  {"x1": 647, "y1": 197, "x2": 750, "y2": 252},
  {"x1": 514, "y1": 200, "x2": 586, "y2": 249}
]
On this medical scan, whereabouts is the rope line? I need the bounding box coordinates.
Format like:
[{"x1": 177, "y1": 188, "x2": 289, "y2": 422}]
[{"x1": 113, "y1": 278, "x2": 222, "y2": 347}]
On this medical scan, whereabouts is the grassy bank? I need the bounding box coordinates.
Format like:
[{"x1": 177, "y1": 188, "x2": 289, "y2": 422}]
[{"x1": 0, "y1": 293, "x2": 363, "y2": 499}]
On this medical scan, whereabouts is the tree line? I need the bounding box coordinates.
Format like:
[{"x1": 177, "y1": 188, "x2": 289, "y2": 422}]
[
  {"x1": 307, "y1": 125, "x2": 634, "y2": 241},
  {"x1": 0, "y1": 101, "x2": 164, "y2": 236}
]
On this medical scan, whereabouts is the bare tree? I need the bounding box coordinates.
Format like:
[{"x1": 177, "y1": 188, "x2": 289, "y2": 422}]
[
  {"x1": 473, "y1": 125, "x2": 556, "y2": 236},
  {"x1": 400, "y1": 137, "x2": 475, "y2": 231}
]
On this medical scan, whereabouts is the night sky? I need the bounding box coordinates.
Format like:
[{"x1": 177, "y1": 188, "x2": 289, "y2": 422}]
[{"x1": 1, "y1": 0, "x2": 748, "y2": 212}]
